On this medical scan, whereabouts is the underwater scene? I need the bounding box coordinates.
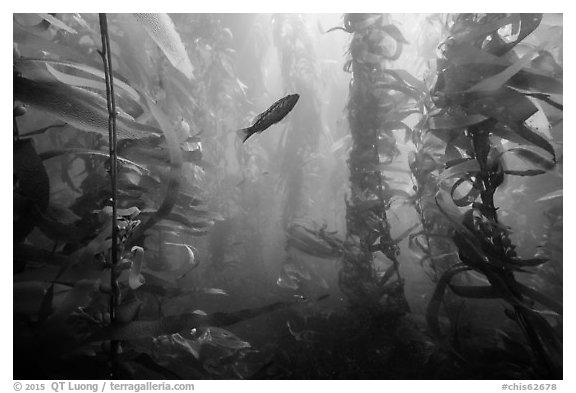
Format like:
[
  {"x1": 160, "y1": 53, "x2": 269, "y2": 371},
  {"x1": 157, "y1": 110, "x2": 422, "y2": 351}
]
[{"x1": 13, "y1": 13, "x2": 563, "y2": 380}]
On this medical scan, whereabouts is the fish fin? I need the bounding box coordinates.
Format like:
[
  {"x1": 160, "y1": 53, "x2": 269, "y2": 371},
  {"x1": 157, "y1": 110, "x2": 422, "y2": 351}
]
[{"x1": 236, "y1": 127, "x2": 252, "y2": 143}]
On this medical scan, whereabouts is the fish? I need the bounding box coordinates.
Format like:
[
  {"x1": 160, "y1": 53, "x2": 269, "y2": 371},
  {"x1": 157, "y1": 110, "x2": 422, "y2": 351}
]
[{"x1": 237, "y1": 94, "x2": 300, "y2": 143}]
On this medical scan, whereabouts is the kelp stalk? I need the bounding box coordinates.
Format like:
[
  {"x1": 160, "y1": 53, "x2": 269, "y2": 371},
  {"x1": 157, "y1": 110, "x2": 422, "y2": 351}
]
[
  {"x1": 426, "y1": 13, "x2": 562, "y2": 377},
  {"x1": 340, "y1": 13, "x2": 410, "y2": 316},
  {"x1": 13, "y1": 109, "x2": 20, "y2": 142},
  {"x1": 98, "y1": 13, "x2": 120, "y2": 369}
]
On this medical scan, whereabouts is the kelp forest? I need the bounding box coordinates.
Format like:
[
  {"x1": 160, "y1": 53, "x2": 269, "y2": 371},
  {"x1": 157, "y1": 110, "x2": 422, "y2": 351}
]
[{"x1": 13, "y1": 13, "x2": 563, "y2": 380}]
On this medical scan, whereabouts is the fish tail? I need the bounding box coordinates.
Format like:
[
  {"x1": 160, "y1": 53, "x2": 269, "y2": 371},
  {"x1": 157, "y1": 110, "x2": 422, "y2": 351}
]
[{"x1": 236, "y1": 127, "x2": 252, "y2": 143}]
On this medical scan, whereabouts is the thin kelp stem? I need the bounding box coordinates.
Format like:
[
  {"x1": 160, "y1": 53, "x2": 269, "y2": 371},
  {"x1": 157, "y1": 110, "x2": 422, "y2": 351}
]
[
  {"x1": 13, "y1": 103, "x2": 24, "y2": 142},
  {"x1": 13, "y1": 115, "x2": 20, "y2": 142},
  {"x1": 98, "y1": 13, "x2": 120, "y2": 373}
]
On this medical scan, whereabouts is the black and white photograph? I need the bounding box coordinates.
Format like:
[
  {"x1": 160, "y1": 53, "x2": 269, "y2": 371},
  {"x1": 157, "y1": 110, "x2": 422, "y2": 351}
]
[{"x1": 11, "y1": 9, "x2": 564, "y2": 384}]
